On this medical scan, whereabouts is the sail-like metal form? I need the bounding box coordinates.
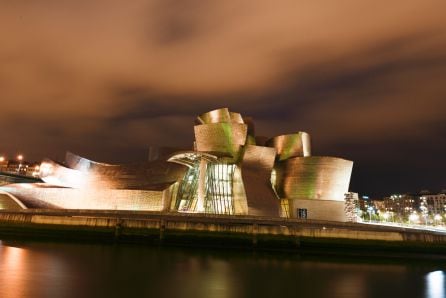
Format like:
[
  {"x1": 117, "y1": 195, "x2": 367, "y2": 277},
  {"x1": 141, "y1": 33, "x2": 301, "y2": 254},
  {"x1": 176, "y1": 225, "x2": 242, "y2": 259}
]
[
  {"x1": 0, "y1": 190, "x2": 27, "y2": 210},
  {"x1": 274, "y1": 156, "x2": 353, "y2": 201},
  {"x1": 194, "y1": 123, "x2": 247, "y2": 160},
  {"x1": 266, "y1": 132, "x2": 311, "y2": 161},
  {"x1": 39, "y1": 159, "x2": 88, "y2": 189},
  {"x1": 40, "y1": 154, "x2": 186, "y2": 191},
  {"x1": 241, "y1": 145, "x2": 279, "y2": 217}
]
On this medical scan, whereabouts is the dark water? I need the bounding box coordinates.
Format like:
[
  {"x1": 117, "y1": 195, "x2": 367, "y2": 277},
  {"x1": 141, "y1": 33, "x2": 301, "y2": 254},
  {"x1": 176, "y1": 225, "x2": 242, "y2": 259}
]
[{"x1": 0, "y1": 240, "x2": 445, "y2": 298}]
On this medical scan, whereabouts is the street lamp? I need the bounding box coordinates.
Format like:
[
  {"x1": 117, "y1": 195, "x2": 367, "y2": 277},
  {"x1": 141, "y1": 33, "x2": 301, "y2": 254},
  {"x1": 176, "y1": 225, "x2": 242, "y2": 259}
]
[
  {"x1": 367, "y1": 206, "x2": 374, "y2": 222},
  {"x1": 420, "y1": 205, "x2": 428, "y2": 225},
  {"x1": 16, "y1": 154, "x2": 24, "y2": 174},
  {"x1": 409, "y1": 213, "x2": 419, "y2": 225},
  {"x1": 434, "y1": 214, "x2": 442, "y2": 226},
  {"x1": 0, "y1": 156, "x2": 5, "y2": 172}
]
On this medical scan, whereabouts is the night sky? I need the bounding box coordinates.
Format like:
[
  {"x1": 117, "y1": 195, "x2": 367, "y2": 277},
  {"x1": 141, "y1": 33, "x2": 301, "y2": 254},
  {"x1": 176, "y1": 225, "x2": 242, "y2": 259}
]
[{"x1": 1, "y1": 1, "x2": 445, "y2": 197}]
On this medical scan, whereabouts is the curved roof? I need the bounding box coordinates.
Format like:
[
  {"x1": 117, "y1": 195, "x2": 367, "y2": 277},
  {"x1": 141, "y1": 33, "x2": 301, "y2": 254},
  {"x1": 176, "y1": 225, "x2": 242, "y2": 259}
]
[
  {"x1": 65, "y1": 151, "x2": 113, "y2": 171},
  {"x1": 0, "y1": 189, "x2": 28, "y2": 209},
  {"x1": 167, "y1": 151, "x2": 218, "y2": 168},
  {"x1": 39, "y1": 159, "x2": 87, "y2": 188}
]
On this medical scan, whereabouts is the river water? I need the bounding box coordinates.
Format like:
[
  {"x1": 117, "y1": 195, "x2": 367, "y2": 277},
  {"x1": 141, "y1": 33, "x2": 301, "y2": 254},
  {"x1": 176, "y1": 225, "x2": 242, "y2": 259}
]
[{"x1": 0, "y1": 240, "x2": 445, "y2": 298}]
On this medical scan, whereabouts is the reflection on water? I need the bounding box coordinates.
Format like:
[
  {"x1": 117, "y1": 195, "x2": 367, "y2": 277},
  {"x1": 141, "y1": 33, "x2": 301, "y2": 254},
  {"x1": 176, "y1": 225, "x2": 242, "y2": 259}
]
[
  {"x1": 0, "y1": 244, "x2": 27, "y2": 298},
  {"x1": 0, "y1": 241, "x2": 70, "y2": 298},
  {"x1": 426, "y1": 271, "x2": 445, "y2": 298},
  {"x1": 0, "y1": 240, "x2": 444, "y2": 298}
]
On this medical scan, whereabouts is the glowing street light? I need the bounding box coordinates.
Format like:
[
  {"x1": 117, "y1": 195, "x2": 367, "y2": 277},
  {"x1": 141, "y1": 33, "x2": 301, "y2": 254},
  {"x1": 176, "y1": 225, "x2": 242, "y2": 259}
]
[
  {"x1": 0, "y1": 156, "x2": 5, "y2": 172},
  {"x1": 367, "y1": 206, "x2": 374, "y2": 222},
  {"x1": 16, "y1": 154, "x2": 24, "y2": 174},
  {"x1": 434, "y1": 214, "x2": 442, "y2": 225},
  {"x1": 409, "y1": 213, "x2": 419, "y2": 225}
]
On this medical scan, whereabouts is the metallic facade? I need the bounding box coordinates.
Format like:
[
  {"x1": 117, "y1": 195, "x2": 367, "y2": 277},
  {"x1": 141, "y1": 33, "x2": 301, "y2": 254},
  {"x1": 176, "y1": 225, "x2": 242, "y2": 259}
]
[
  {"x1": 265, "y1": 132, "x2": 311, "y2": 161},
  {"x1": 0, "y1": 190, "x2": 27, "y2": 210},
  {"x1": 1, "y1": 184, "x2": 166, "y2": 211},
  {"x1": 273, "y1": 156, "x2": 353, "y2": 201},
  {"x1": 241, "y1": 145, "x2": 279, "y2": 217},
  {"x1": 41, "y1": 153, "x2": 186, "y2": 191},
  {"x1": 194, "y1": 123, "x2": 247, "y2": 160},
  {"x1": 0, "y1": 108, "x2": 354, "y2": 221}
]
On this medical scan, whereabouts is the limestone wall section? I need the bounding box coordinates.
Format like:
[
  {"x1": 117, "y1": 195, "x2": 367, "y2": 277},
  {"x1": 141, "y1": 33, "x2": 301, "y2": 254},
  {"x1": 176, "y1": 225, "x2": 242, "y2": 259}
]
[{"x1": 2, "y1": 211, "x2": 446, "y2": 245}]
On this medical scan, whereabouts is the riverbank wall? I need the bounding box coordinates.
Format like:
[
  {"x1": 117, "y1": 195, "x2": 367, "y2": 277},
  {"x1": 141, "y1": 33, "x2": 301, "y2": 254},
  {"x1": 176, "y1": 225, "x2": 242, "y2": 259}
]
[{"x1": 1, "y1": 210, "x2": 446, "y2": 257}]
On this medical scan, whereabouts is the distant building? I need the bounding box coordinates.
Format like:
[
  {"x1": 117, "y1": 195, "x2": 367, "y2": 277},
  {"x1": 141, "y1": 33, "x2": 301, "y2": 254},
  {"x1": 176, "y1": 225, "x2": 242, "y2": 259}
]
[
  {"x1": 420, "y1": 192, "x2": 446, "y2": 216},
  {"x1": 383, "y1": 194, "x2": 419, "y2": 220},
  {"x1": 344, "y1": 192, "x2": 360, "y2": 222},
  {"x1": 0, "y1": 160, "x2": 40, "y2": 177}
]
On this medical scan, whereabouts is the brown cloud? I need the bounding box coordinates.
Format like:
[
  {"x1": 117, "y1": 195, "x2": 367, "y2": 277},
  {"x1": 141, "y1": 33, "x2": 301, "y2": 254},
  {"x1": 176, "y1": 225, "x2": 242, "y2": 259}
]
[{"x1": 0, "y1": 0, "x2": 446, "y2": 195}]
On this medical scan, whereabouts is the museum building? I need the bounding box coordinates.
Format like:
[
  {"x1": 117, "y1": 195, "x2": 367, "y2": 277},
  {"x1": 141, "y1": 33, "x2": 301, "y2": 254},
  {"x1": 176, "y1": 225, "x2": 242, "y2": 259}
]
[{"x1": 0, "y1": 108, "x2": 353, "y2": 221}]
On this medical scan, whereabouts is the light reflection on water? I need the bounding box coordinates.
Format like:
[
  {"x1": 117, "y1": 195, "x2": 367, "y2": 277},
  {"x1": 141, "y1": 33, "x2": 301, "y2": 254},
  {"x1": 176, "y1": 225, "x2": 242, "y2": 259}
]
[
  {"x1": 0, "y1": 240, "x2": 444, "y2": 298},
  {"x1": 0, "y1": 243, "x2": 27, "y2": 298},
  {"x1": 426, "y1": 271, "x2": 445, "y2": 298}
]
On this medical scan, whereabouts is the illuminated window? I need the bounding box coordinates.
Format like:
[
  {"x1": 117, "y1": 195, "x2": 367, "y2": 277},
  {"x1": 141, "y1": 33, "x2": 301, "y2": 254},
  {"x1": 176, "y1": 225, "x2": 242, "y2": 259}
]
[
  {"x1": 280, "y1": 200, "x2": 290, "y2": 218},
  {"x1": 205, "y1": 163, "x2": 236, "y2": 215},
  {"x1": 174, "y1": 161, "x2": 236, "y2": 215}
]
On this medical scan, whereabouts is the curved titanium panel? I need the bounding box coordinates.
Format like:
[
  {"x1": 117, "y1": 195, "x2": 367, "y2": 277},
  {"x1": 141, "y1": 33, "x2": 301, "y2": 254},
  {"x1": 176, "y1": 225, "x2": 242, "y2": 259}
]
[
  {"x1": 168, "y1": 151, "x2": 218, "y2": 168},
  {"x1": 0, "y1": 190, "x2": 27, "y2": 210},
  {"x1": 230, "y1": 112, "x2": 244, "y2": 124},
  {"x1": 194, "y1": 123, "x2": 248, "y2": 159},
  {"x1": 241, "y1": 145, "x2": 279, "y2": 217},
  {"x1": 196, "y1": 108, "x2": 231, "y2": 124},
  {"x1": 0, "y1": 183, "x2": 166, "y2": 210},
  {"x1": 274, "y1": 156, "x2": 353, "y2": 201},
  {"x1": 41, "y1": 157, "x2": 186, "y2": 191},
  {"x1": 39, "y1": 159, "x2": 88, "y2": 188},
  {"x1": 266, "y1": 132, "x2": 311, "y2": 160},
  {"x1": 65, "y1": 151, "x2": 112, "y2": 171},
  {"x1": 196, "y1": 108, "x2": 247, "y2": 125}
]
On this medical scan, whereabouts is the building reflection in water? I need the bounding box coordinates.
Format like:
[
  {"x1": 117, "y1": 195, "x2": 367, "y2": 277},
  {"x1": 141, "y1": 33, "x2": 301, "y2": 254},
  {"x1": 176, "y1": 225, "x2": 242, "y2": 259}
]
[
  {"x1": 426, "y1": 271, "x2": 445, "y2": 298},
  {"x1": 0, "y1": 242, "x2": 27, "y2": 298},
  {"x1": 0, "y1": 241, "x2": 69, "y2": 298}
]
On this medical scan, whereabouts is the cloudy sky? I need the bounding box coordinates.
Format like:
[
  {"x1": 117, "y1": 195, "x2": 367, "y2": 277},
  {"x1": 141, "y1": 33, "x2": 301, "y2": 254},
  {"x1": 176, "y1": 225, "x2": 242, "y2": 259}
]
[{"x1": 1, "y1": 1, "x2": 445, "y2": 196}]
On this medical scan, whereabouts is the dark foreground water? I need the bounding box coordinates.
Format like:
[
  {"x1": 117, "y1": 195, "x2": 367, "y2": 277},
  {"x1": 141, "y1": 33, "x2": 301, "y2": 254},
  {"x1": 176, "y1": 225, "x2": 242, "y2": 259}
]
[{"x1": 0, "y1": 240, "x2": 445, "y2": 298}]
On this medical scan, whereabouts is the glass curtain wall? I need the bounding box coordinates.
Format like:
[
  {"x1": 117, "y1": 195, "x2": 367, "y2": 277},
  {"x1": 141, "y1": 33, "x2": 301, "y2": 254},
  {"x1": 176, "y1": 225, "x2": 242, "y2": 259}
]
[{"x1": 174, "y1": 161, "x2": 236, "y2": 215}]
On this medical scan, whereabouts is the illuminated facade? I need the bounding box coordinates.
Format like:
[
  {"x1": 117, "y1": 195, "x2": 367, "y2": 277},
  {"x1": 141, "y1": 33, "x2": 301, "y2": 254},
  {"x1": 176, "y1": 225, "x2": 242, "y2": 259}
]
[{"x1": 0, "y1": 108, "x2": 353, "y2": 221}]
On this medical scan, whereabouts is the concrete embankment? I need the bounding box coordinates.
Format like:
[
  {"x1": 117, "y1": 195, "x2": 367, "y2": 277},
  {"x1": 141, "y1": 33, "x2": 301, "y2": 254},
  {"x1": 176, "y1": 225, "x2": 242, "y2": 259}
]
[{"x1": 1, "y1": 209, "x2": 446, "y2": 258}]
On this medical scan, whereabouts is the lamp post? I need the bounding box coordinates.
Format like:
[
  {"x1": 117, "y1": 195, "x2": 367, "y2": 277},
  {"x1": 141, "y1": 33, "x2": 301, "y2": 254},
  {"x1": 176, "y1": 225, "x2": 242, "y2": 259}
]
[
  {"x1": 409, "y1": 213, "x2": 419, "y2": 225},
  {"x1": 0, "y1": 156, "x2": 5, "y2": 172},
  {"x1": 420, "y1": 205, "x2": 428, "y2": 225},
  {"x1": 434, "y1": 214, "x2": 442, "y2": 226},
  {"x1": 16, "y1": 154, "x2": 24, "y2": 174},
  {"x1": 367, "y1": 206, "x2": 373, "y2": 223}
]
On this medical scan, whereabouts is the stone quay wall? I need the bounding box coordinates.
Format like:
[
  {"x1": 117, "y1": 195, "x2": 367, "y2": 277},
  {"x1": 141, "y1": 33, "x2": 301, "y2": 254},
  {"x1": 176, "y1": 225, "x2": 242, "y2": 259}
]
[{"x1": 1, "y1": 210, "x2": 446, "y2": 256}]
